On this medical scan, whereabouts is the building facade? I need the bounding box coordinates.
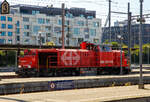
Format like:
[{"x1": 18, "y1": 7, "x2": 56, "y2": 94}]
[
  {"x1": 102, "y1": 24, "x2": 150, "y2": 47},
  {"x1": 0, "y1": 14, "x2": 22, "y2": 44},
  {"x1": 0, "y1": 4, "x2": 102, "y2": 46}
]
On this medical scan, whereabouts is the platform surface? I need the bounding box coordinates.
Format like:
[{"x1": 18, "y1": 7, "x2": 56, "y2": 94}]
[
  {"x1": 0, "y1": 85, "x2": 150, "y2": 102},
  {"x1": 0, "y1": 72, "x2": 16, "y2": 76}
]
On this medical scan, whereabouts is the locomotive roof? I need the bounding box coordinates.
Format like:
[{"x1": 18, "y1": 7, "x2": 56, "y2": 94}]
[
  {"x1": 28, "y1": 48, "x2": 89, "y2": 52},
  {"x1": 59, "y1": 49, "x2": 89, "y2": 52}
]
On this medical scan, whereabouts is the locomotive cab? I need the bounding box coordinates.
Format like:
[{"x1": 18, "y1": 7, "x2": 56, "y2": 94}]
[
  {"x1": 16, "y1": 49, "x2": 38, "y2": 76},
  {"x1": 18, "y1": 49, "x2": 37, "y2": 68},
  {"x1": 80, "y1": 42, "x2": 99, "y2": 51}
]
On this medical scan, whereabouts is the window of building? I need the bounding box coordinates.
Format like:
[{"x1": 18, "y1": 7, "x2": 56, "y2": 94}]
[
  {"x1": 64, "y1": 27, "x2": 68, "y2": 32},
  {"x1": 38, "y1": 18, "x2": 45, "y2": 24},
  {"x1": 24, "y1": 39, "x2": 29, "y2": 43},
  {"x1": 90, "y1": 29, "x2": 96, "y2": 36},
  {"x1": 80, "y1": 14, "x2": 84, "y2": 18},
  {"x1": 8, "y1": 24, "x2": 13, "y2": 29},
  {"x1": 8, "y1": 32, "x2": 13, "y2": 36},
  {"x1": 23, "y1": 17, "x2": 29, "y2": 22},
  {"x1": 41, "y1": 37, "x2": 45, "y2": 43},
  {"x1": 1, "y1": 16, "x2": 6, "y2": 21},
  {"x1": 32, "y1": 11, "x2": 36, "y2": 15},
  {"x1": 85, "y1": 34, "x2": 89, "y2": 39},
  {"x1": 16, "y1": 21, "x2": 20, "y2": 27},
  {"x1": 84, "y1": 28, "x2": 89, "y2": 33},
  {"x1": 87, "y1": 16, "x2": 93, "y2": 19},
  {"x1": 58, "y1": 19, "x2": 62, "y2": 25},
  {"x1": 93, "y1": 22, "x2": 99, "y2": 27},
  {"x1": 54, "y1": 27, "x2": 61, "y2": 34},
  {"x1": 46, "y1": 19, "x2": 50, "y2": 24},
  {"x1": 17, "y1": 36, "x2": 20, "y2": 41},
  {"x1": 37, "y1": 11, "x2": 40, "y2": 14},
  {"x1": 74, "y1": 28, "x2": 80, "y2": 35},
  {"x1": 66, "y1": 13, "x2": 73, "y2": 18},
  {"x1": 1, "y1": 32, "x2": 6, "y2": 36},
  {"x1": 1, "y1": 24, "x2": 6, "y2": 29},
  {"x1": 59, "y1": 37, "x2": 62, "y2": 44},
  {"x1": 33, "y1": 26, "x2": 41, "y2": 33},
  {"x1": 46, "y1": 33, "x2": 51, "y2": 37},
  {"x1": 16, "y1": 28, "x2": 20, "y2": 34},
  {"x1": 0, "y1": 39, "x2": 6, "y2": 44},
  {"x1": 24, "y1": 32, "x2": 30, "y2": 37},
  {"x1": 8, "y1": 39, "x2": 12, "y2": 44},
  {"x1": 8, "y1": 17, "x2": 12, "y2": 22},
  {"x1": 24, "y1": 25, "x2": 30, "y2": 29},
  {"x1": 32, "y1": 10, "x2": 40, "y2": 15},
  {"x1": 77, "y1": 21, "x2": 84, "y2": 26},
  {"x1": 65, "y1": 20, "x2": 70, "y2": 25},
  {"x1": 45, "y1": 26, "x2": 51, "y2": 31}
]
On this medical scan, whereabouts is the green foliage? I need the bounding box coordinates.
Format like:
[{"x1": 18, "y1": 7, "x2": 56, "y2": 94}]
[
  {"x1": 0, "y1": 51, "x2": 16, "y2": 66},
  {"x1": 0, "y1": 51, "x2": 5, "y2": 56},
  {"x1": 131, "y1": 44, "x2": 150, "y2": 64},
  {"x1": 103, "y1": 40, "x2": 109, "y2": 44},
  {"x1": 20, "y1": 51, "x2": 24, "y2": 56},
  {"x1": 122, "y1": 44, "x2": 128, "y2": 48},
  {"x1": 143, "y1": 44, "x2": 150, "y2": 54},
  {"x1": 111, "y1": 42, "x2": 119, "y2": 48}
]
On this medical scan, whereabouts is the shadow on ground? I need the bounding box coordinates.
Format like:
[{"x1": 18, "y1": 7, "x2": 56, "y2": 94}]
[{"x1": 0, "y1": 97, "x2": 27, "y2": 102}]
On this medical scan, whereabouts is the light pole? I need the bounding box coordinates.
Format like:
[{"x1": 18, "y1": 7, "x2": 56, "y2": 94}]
[
  {"x1": 108, "y1": 0, "x2": 111, "y2": 42},
  {"x1": 38, "y1": 31, "x2": 42, "y2": 48},
  {"x1": 62, "y1": 3, "x2": 65, "y2": 49},
  {"x1": 139, "y1": 0, "x2": 144, "y2": 89},
  {"x1": 117, "y1": 35, "x2": 123, "y2": 75},
  {"x1": 67, "y1": 20, "x2": 70, "y2": 46},
  {"x1": 0, "y1": 32, "x2": 1, "y2": 81}
]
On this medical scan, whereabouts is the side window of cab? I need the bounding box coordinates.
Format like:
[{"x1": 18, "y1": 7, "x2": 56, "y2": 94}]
[{"x1": 100, "y1": 46, "x2": 111, "y2": 52}]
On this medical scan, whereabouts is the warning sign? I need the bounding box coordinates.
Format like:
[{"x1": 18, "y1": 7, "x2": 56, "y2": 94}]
[
  {"x1": 50, "y1": 83, "x2": 55, "y2": 89},
  {"x1": 49, "y1": 80, "x2": 74, "y2": 90}
]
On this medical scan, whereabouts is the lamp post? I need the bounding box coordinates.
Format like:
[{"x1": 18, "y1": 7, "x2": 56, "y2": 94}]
[
  {"x1": 139, "y1": 0, "x2": 144, "y2": 89},
  {"x1": 38, "y1": 31, "x2": 42, "y2": 48},
  {"x1": 117, "y1": 35, "x2": 123, "y2": 75},
  {"x1": 0, "y1": 32, "x2": 1, "y2": 81}
]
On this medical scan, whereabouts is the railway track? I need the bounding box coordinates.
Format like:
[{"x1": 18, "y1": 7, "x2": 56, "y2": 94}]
[
  {"x1": 0, "y1": 67, "x2": 150, "y2": 80},
  {"x1": 0, "y1": 75, "x2": 18, "y2": 79}
]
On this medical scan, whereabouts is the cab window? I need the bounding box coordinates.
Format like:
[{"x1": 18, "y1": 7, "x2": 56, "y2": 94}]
[
  {"x1": 24, "y1": 50, "x2": 36, "y2": 56},
  {"x1": 100, "y1": 46, "x2": 111, "y2": 52}
]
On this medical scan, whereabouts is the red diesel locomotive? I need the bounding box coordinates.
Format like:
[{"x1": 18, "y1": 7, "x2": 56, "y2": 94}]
[{"x1": 16, "y1": 42, "x2": 131, "y2": 77}]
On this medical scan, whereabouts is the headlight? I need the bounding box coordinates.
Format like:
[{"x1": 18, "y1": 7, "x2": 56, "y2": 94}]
[
  {"x1": 18, "y1": 65, "x2": 21, "y2": 68},
  {"x1": 28, "y1": 65, "x2": 31, "y2": 68}
]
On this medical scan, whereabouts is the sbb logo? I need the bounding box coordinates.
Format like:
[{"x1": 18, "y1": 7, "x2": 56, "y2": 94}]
[{"x1": 61, "y1": 51, "x2": 80, "y2": 66}]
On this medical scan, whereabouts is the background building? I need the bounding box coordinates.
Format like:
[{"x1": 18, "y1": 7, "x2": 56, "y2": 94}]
[
  {"x1": 102, "y1": 24, "x2": 150, "y2": 47},
  {"x1": 0, "y1": 4, "x2": 102, "y2": 46},
  {"x1": 114, "y1": 20, "x2": 136, "y2": 27},
  {"x1": 0, "y1": 14, "x2": 22, "y2": 44}
]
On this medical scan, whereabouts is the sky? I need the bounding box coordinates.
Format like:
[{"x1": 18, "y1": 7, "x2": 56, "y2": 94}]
[{"x1": 1, "y1": 0, "x2": 150, "y2": 26}]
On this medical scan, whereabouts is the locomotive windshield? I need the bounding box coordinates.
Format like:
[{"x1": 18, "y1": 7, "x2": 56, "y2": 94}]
[
  {"x1": 24, "y1": 50, "x2": 36, "y2": 56},
  {"x1": 100, "y1": 45, "x2": 111, "y2": 52}
]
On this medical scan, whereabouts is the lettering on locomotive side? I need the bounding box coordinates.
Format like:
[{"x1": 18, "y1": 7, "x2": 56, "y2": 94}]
[
  {"x1": 100, "y1": 61, "x2": 104, "y2": 64},
  {"x1": 100, "y1": 60, "x2": 113, "y2": 64},
  {"x1": 61, "y1": 51, "x2": 80, "y2": 66}
]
